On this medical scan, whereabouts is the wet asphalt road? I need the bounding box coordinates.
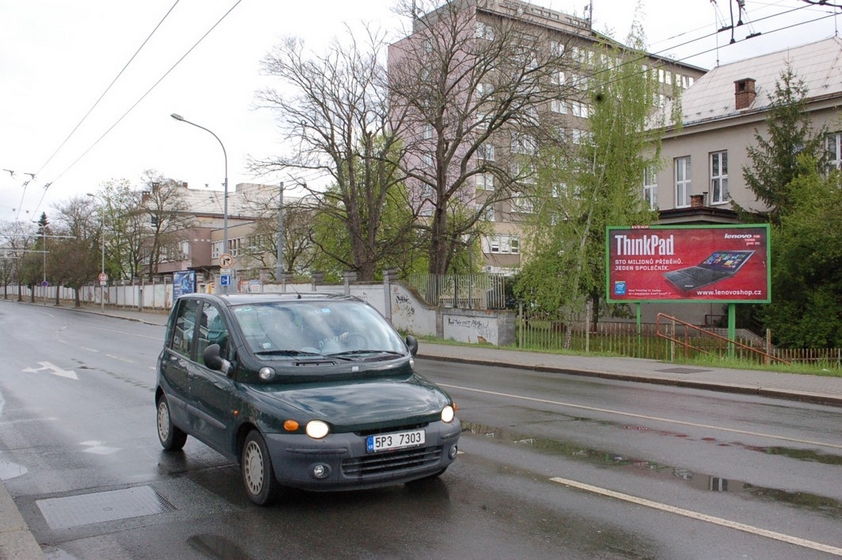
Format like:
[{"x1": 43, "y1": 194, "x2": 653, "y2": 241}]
[{"x1": 1, "y1": 303, "x2": 841, "y2": 559}]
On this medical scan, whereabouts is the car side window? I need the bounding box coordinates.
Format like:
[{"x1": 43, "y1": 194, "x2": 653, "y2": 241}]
[
  {"x1": 171, "y1": 298, "x2": 201, "y2": 359},
  {"x1": 197, "y1": 303, "x2": 231, "y2": 366}
]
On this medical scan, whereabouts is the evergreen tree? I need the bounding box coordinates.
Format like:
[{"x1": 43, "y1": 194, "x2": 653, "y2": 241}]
[
  {"x1": 761, "y1": 155, "x2": 842, "y2": 347},
  {"x1": 739, "y1": 64, "x2": 827, "y2": 225}
]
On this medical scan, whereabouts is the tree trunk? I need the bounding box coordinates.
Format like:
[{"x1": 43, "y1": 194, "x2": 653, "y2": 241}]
[{"x1": 428, "y1": 207, "x2": 449, "y2": 275}]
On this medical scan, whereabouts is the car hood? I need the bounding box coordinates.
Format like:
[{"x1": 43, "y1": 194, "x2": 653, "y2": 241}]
[{"x1": 246, "y1": 374, "x2": 451, "y2": 431}]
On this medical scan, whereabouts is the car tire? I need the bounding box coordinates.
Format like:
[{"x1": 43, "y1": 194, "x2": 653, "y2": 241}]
[
  {"x1": 156, "y1": 394, "x2": 187, "y2": 451},
  {"x1": 242, "y1": 430, "x2": 281, "y2": 506}
]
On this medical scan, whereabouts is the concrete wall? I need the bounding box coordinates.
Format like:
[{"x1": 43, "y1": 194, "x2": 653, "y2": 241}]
[{"x1": 4, "y1": 279, "x2": 517, "y2": 346}]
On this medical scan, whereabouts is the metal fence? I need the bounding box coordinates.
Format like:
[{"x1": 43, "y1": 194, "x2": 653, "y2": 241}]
[
  {"x1": 405, "y1": 273, "x2": 509, "y2": 310},
  {"x1": 516, "y1": 309, "x2": 842, "y2": 369}
]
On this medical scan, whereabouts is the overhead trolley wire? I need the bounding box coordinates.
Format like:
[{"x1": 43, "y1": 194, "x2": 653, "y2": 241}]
[{"x1": 29, "y1": 0, "x2": 244, "y2": 218}]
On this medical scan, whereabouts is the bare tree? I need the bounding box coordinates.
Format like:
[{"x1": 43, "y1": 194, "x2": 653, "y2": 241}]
[
  {"x1": 252, "y1": 26, "x2": 417, "y2": 281},
  {"x1": 238, "y1": 188, "x2": 319, "y2": 279},
  {"x1": 0, "y1": 220, "x2": 38, "y2": 300},
  {"x1": 138, "y1": 171, "x2": 195, "y2": 280},
  {"x1": 50, "y1": 196, "x2": 100, "y2": 307},
  {"x1": 388, "y1": 0, "x2": 580, "y2": 274}
]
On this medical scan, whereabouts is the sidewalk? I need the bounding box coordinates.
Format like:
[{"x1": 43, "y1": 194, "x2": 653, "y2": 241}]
[{"x1": 60, "y1": 302, "x2": 842, "y2": 407}]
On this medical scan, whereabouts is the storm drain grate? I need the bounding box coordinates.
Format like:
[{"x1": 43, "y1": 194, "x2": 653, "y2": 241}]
[
  {"x1": 656, "y1": 367, "x2": 710, "y2": 374},
  {"x1": 37, "y1": 486, "x2": 176, "y2": 530}
]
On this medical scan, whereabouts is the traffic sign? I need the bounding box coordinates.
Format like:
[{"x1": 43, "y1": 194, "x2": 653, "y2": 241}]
[
  {"x1": 98, "y1": 272, "x2": 108, "y2": 283},
  {"x1": 220, "y1": 274, "x2": 231, "y2": 287},
  {"x1": 219, "y1": 253, "x2": 234, "y2": 268}
]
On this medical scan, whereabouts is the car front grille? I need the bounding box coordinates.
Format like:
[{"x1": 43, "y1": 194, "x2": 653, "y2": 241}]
[{"x1": 341, "y1": 446, "x2": 443, "y2": 478}]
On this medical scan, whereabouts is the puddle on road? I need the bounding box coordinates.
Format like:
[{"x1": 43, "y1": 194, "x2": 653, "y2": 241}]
[{"x1": 461, "y1": 420, "x2": 842, "y2": 517}]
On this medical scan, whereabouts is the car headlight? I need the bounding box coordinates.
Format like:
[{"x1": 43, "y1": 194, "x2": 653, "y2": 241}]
[
  {"x1": 441, "y1": 405, "x2": 455, "y2": 423},
  {"x1": 306, "y1": 420, "x2": 330, "y2": 439}
]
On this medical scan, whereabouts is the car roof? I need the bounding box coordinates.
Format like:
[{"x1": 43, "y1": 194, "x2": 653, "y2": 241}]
[{"x1": 177, "y1": 292, "x2": 355, "y2": 307}]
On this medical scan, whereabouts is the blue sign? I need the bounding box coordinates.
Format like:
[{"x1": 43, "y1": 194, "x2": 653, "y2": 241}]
[
  {"x1": 220, "y1": 274, "x2": 230, "y2": 287},
  {"x1": 173, "y1": 271, "x2": 196, "y2": 299}
]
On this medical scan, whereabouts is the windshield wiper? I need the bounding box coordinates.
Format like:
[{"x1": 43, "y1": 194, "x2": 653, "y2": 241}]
[
  {"x1": 326, "y1": 350, "x2": 405, "y2": 358},
  {"x1": 254, "y1": 349, "x2": 321, "y2": 356}
]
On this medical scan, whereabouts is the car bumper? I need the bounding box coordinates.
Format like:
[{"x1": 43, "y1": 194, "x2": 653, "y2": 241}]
[{"x1": 264, "y1": 419, "x2": 461, "y2": 491}]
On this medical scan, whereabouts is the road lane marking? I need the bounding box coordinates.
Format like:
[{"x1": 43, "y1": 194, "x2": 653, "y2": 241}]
[
  {"x1": 550, "y1": 476, "x2": 842, "y2": 556},
  {"x1": 106, "y1": 354, "x2": 135, "y2": 364},
  {"x1": 21, "y1": 362, "x2": 78, "y2": 380},
  {"x1": 440, "y1": 383, "x2": 842, "y2": 450}
]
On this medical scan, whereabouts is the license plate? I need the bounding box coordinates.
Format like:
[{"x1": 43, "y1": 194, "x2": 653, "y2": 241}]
[{"x1": 366, "y1": 429, "x2": 425, "y2": 453}]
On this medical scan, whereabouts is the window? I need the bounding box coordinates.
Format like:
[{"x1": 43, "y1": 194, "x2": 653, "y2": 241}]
[
  {"x1": 478, "y1": 143, "x2": 495, "y2": 161},
  {"x1": 197, "y1": 303, "x2": 231, "y2": 365},
  {"x1": 170, "y1": 298, "x2": 201, "y2": 359},
  {"x1": 710, "y1": 151, "x2": 728, "y2": 204},
  {"x1": 511, "y1": 161, "x2": 536, "y2": 185},
  {"x1": 476, "y1": 173, "x2": 495, "y2": 190},
  {"x1": 675, "y1": 156, "x2": 691, "y2": 208},
  {"x1": 643, "y1": 166, "x2": 658, "y2": 210},
  {"x1": 476, "y1": 83, "x2": 493, "y2": 98},
  {"x1": 827, "y1": 132, "x2": 842, "y2": 171},
  {"x1": 570, "y1": 101, "x2": 589, "y2": 118},
  {"x1": 511, "y1": 133, "x2": 536, "y2": 155},
  {"x1": 476, "y1": 204, "x2": 494, "y2": 222},
  {"x1": 422, "y1": 124, "x2": 433, "y2": 140},
  {"x1": 483, "y1": 235, "x2": 519, "y2": 254},
  {"x1": 476, "y1": 22, "x2": 494, "y2": 41},
  {"x1": 551, "y1": 99, "x2": 567, "y2": 114},
  {"x1": 511, "y1": 194, "x2": 533, "y2": 213},
  {"x1": 482, "y1": 203, "x2": 495, "y2": 222}
]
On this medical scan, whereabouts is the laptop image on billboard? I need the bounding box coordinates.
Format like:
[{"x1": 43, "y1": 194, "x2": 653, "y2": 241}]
[{"x1": 663, "y1": 250, "x2": 755, "y2": 292}]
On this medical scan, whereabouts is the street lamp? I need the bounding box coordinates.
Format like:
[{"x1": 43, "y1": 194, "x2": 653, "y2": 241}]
[
  {"x1": 170, "y1": 113, "x2": 229, "y2": 294},
  {"x1": 86, "y1": 193, "x2": 107, "y2": 313}
]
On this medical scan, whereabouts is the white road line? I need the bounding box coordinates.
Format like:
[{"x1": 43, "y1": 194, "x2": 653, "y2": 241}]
[
  {"x1": 105, "y1": 354, "x2": 135, "y2": 364},
  {"x1": 550, "y1": 476, "x2": 842, "y2": 556},
  {"x1": 440, "y1": 383, "x2": 842, "y2": 450}
]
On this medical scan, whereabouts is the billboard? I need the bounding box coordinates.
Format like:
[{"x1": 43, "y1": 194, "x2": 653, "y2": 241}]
[
  {"x1": 173, "y1": 270, "x2": 196, "y2": 299},
  {"x1": 606, "y1": 225, "x2": 770, "y2": 303}
]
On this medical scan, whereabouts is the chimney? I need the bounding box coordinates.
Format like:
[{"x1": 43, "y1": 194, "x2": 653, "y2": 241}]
[
  {"x1": 690, "y1": 194, "x2": 705, "y2": 208},
  {"x1": 735, "y1": 78, "x2": 756, "y2": 110}
]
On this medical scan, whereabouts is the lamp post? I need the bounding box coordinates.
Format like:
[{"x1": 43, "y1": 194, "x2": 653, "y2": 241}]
[
  {"x1": 170, "y1": 113, "x2": 229, "y2": 294},
  {"x1": 86, "y1": 193, "x2": 107, "y2": 313},
  {"x1": 276, "y1": 181, "x2": 284, "y2": 290}
]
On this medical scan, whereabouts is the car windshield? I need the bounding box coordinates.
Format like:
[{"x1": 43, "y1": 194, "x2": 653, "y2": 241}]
[{"x1": 231, "y1": 300, "x2": 407, "y2": 358}]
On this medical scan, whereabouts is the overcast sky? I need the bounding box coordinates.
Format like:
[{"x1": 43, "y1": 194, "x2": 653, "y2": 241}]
[{"x1": 1, "y1": 0, "x2": 838, "y2": 223}]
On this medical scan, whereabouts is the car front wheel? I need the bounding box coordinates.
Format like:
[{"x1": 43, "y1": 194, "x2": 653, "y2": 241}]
[
  {"x1": 242, "y1": 431, "x2": 280, "y2": 506},
  {"x1": 156, "y1": 394, "x2": 187, "y2": 451}
]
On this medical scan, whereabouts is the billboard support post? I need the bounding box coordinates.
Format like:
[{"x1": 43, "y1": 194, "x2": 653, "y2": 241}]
[{"x1": 728, "y1": 303, "x2": 737, "y2": 359}]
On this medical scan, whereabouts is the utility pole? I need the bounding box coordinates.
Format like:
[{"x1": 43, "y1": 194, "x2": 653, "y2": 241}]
[{"x1": 276, "y1": 182, "x2": 284, "y2": 290}]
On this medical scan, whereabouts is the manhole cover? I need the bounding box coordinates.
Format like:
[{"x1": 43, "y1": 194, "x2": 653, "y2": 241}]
[
  {"x1": 657, "y1": 367, "x2": 710, "y2": 374},
  {"x1": 37, "y1": 486, "x2": 176, "y2": 530}
]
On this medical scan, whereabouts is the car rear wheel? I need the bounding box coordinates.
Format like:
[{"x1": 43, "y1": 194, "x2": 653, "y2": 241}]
[
  {"x1": 242, "y1": 431, "x2": 280, "y2": 506},
  {"x1": 156, "y1": 395, "x2": 187, "y2": 451}
]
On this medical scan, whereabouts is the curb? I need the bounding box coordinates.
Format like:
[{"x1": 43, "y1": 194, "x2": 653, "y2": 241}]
[{"x1": 0, "y1": 483, "x2": 43, "y2": 559}]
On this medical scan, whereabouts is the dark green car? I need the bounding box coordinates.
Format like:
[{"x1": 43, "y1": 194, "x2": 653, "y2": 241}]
[{"x1": 155, "y1": 293, "x2": 460, "y2": 505}]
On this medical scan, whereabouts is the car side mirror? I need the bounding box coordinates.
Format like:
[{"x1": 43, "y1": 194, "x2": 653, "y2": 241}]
[
  {"x1": 203, "y1": 344, "x2": 232, "y2": 375},
  {"x1": 405, "y1": 335, "x2": 419, "y2": 357}
]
